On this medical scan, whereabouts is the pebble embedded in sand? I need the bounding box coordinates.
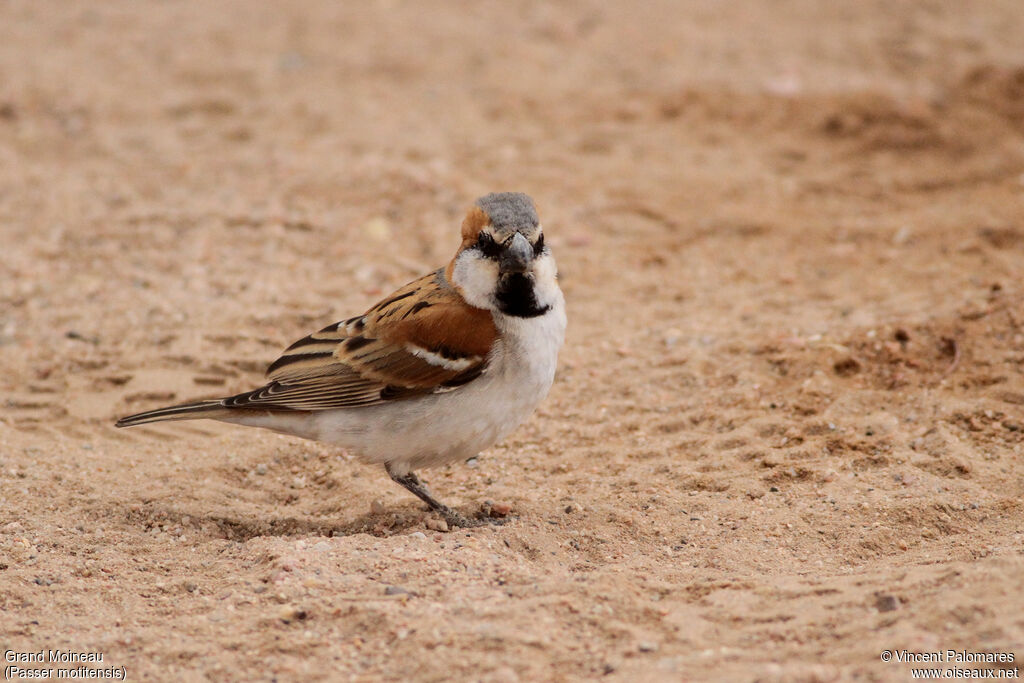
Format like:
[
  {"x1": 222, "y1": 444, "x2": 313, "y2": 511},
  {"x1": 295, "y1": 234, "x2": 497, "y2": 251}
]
[
  {"x1": 425, "y1": 518, "x2": 449, "y2": 532},
  {"x1": 278, "y1": 605, "x2": 308, "y2": 622},
  {"x1": 874, "y1": 594, "x2": 900, "y2": 612},
  {"x1": 489, "y1": 502, "x2": 513, "y2": 518}
]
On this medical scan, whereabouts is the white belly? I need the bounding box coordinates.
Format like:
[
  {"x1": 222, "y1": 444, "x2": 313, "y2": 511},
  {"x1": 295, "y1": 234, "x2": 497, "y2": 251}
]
[{"x1": 231, "y1": 302, "x2": 566, "y2": 474}]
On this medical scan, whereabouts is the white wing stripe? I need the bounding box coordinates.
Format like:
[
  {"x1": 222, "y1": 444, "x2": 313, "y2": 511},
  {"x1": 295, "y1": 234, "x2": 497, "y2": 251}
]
[{"x1": 404, "y1": 343, "x2": 479, "y2": 371}]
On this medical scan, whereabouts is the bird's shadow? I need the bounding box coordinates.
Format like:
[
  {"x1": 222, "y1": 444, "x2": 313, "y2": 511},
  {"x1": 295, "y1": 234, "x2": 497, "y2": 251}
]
[{"x1": 120, "y1": 501, "x2": 487, "y2": 541}]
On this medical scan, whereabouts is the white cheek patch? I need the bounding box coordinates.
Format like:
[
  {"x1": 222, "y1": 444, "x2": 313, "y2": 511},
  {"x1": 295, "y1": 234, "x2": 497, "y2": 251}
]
[
  {"x1": 531, "y1": 253, "x2": 561, "y2": 309},
  {"x1": 452, "y1": 251, "x2": 499, "y2": 310}
]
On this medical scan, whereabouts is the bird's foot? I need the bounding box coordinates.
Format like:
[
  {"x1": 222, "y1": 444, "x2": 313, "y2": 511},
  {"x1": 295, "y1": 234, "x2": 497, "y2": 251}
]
[
  {"x1": 440, "y1": 507, "x2": 507, "y2": 529},
  {"x1": 385, "y1": 464, "x2": 512, "y2": 530},
  {"x1": 430, "y1": 504, "x2": 512, "y2": 529}
]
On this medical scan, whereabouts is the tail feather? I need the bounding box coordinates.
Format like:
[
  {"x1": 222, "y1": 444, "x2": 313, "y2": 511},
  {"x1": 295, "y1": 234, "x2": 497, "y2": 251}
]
[{"x1": 115, "y1": 399, "x2": 230, "y2": 428}]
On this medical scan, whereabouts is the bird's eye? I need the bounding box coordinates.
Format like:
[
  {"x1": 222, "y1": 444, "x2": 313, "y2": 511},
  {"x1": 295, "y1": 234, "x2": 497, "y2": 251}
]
[
  {"x1": 533, "y1": 233, "x2": 545, "y2": 256},
  {"x1": 476, "y1": 232, "x2": 502, "y2": 258}
]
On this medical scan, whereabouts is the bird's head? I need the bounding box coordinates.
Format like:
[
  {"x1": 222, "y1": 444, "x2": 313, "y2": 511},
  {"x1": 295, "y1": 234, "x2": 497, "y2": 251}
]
[{"x1": 448, "y1": 192, "x2": 559, "y2": 318}]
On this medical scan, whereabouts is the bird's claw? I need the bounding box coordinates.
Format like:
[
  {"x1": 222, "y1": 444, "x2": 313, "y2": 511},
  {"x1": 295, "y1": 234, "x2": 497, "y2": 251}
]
[{"x1": 440, "y1": 508, "x2": 510, "y2": 529}]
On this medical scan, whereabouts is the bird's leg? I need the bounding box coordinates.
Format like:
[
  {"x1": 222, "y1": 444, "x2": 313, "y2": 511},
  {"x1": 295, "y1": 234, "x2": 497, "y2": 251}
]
[{"x1": 385, "y1": 463, "x2": 486, "y2": 529}]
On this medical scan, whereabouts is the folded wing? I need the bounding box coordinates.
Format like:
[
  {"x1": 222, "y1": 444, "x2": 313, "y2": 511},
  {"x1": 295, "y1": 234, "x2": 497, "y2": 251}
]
[{"x1": 224, "y1": 270, "x2": 497, "y2": 411}]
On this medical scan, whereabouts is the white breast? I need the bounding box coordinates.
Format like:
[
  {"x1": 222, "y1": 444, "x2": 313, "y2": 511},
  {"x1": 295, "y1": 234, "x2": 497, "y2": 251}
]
[{"x1": 292, "y1": 294, "x2": 567, "y2": 473}]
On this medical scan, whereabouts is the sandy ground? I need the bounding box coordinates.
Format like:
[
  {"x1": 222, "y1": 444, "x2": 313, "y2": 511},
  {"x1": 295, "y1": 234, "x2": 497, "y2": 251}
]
[{"x1": 2, "y1": 1, "x2": 1024, "y2": 681}]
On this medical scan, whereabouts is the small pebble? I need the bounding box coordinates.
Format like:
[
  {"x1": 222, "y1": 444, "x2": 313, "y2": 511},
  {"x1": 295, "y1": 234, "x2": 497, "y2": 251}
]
[
  {"x1": 384, "y1": 585, "x2": 410, "y2": 596},
  {"x1": 363, "y1": 217, "x2": 391, "y2": 241},
  {"x1": 489, "y1": 502, "x2": 513, "y2": 518},
  {"x1": 488, "y1": 666, "x2": 520, "y2": 683},
  {"x1": 892, "y1": 227, "x2": 912, "y2": 245},
  {"x1": 663, "y1": 328, "x2": 682, "y2": 347},
  {"x1": 370, "y1": 500, "x2": 386, "y2": 515},
  {"x1": 410, "y1": 531, "x2": 427, "y2": 540},
  {"x1": 312, "y1": 541, "x2": 331, "y2": 552},
  {"x1": 254, "y1": 464, "x2": 268, "y2": 476},
  {"x1": 875, "y1": 594, "x2": 899, "y2": 612},
  {"x1": 279, "y1": 605, "x2": 308, "y2": 622},
  {"x1": 425, "y1": 518, "x2": 449, "y2": 532}
]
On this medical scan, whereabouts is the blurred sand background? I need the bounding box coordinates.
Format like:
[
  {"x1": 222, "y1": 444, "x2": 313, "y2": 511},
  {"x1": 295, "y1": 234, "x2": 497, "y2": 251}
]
[{"x1": 2, "y1": 1, "x2": 1024, "y2": 680}]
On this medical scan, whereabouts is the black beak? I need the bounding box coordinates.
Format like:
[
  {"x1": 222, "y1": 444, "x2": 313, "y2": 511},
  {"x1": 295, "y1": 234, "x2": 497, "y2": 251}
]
[{"x1": 499, "y1": 233, "x2": 533, "y2": 275}]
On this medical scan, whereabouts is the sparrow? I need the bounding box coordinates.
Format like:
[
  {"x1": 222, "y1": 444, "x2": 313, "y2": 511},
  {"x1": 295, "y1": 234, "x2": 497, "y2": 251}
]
[{"x1": 116, "y1": 192, "x2": 566, "y2": 528}]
